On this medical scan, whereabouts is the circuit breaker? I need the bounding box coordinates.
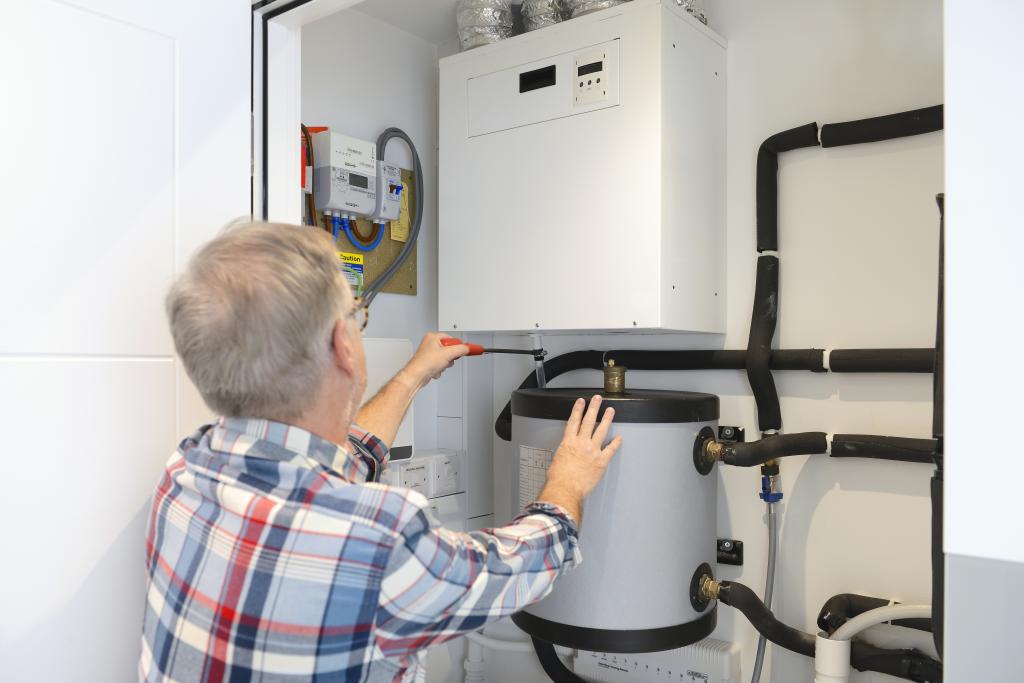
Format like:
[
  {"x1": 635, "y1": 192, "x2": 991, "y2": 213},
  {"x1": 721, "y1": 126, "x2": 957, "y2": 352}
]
[
  {"x1": 371, "y1": 161, "x2": 404, "y2": 223},
  {"x1": 312, "y1": 130, "x2": 377, "y2": 217}
]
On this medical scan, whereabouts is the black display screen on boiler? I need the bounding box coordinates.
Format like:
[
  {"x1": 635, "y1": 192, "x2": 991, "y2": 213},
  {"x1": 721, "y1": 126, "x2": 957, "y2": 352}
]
[
  {"x1": 577, "y1": 61, "x2": 603, "y2": 77},
  {"x1": 349, "y1": 173, "x2": 369, "y2": 189}
]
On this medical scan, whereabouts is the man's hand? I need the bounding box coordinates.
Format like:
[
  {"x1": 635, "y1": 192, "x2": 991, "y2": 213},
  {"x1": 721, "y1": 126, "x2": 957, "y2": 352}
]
[
  {"x1": 537, "y1": 395, "x2": 622, "y2": 526},
  {"x1": 397, "y1": 332, "x2": 470, "y2": 391}
]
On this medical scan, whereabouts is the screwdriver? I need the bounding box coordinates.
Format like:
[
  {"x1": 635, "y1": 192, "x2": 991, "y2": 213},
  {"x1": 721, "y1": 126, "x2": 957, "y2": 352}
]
[{"x1": 441, "y1": 337, "x2": 547, "y2": 359}]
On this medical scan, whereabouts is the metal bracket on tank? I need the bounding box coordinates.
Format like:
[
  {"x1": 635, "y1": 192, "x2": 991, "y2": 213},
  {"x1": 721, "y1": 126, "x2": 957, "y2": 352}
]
[{"x1": 717, "y1": 538, "x2": 744, "y2": 566}]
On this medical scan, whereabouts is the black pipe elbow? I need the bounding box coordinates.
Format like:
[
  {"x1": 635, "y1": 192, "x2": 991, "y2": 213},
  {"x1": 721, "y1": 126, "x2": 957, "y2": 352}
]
[
  {"x1": 723, "y1": 432, "x2": 828, "y2": 467},
  {"x1": 818, "y1": 593, "x2": 933, "y2": 635},
  {"x1": 717, "y1": 581, "x2": 816, "y2": 658},
  {"x1": 756, "y1": 122, "x2": 821, "y2": 252}
]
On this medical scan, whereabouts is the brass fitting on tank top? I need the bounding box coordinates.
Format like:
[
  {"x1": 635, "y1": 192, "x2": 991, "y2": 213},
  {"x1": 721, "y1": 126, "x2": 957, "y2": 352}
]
[
  {"x1": 700, "y1": 575, "x2": 721, "y2": 601},
  {"x1": 603, "y1": 359, "x2": 626, "y2": 394}
]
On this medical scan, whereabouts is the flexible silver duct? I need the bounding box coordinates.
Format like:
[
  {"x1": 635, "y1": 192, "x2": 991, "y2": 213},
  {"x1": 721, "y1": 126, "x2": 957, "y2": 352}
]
[
  {"x1": 564, "y1": 0, "x2": 631, "y2": 18},
  {"x1": 456, "y1": 0, "x2": 515, "y2": 51},
  {"x1": 521, "y1": 0, "x2": 565, "y2": 32}
]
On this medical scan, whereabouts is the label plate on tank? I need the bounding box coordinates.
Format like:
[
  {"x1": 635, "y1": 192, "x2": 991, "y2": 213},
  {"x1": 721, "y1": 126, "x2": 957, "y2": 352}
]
[{"x1": 519, "y1": 445, "x2": 553, "y2": 508}]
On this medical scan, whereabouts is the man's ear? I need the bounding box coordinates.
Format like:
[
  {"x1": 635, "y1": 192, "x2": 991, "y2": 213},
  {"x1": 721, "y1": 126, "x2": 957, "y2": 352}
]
[{"x1": 331, "y1": 319, "x2": 358, "y2": 379}]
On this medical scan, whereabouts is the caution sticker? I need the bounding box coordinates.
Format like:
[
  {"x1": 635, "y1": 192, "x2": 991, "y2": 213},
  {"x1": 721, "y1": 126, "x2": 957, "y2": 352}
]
[{"x1": 338, "y1": 251, "x2": 364, "y2": 296}]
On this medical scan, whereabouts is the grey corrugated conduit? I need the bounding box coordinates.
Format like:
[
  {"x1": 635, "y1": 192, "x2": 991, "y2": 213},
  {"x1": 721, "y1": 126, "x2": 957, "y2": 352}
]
[{"x1": 361, "y1": 128, "x2": 422, "y2": 306}]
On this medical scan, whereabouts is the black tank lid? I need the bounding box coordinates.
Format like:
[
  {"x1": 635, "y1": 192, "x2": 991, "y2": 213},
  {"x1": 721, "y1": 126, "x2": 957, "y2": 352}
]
[{"x1": 512, "y1": 387, "x2": 719, "y2": 424}]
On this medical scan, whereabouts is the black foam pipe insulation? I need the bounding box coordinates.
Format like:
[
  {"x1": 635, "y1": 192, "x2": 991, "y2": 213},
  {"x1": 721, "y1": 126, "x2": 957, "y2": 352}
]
[
  {"x1": 746, "y1": 255, "x2": 783, "y2": 432},
  {"x1": 931, "y1": 194, "x2": 945, "y2": 659},
  {"x1": 830, "y1": 435, "x2": 937, "y2": 465},
  {"x1": 717, "y1": 581, "x2": 816, "y2": 657},
  {"x1": 820, "y1": 105, "x2": 944, "y2": 149},
  {"x1": 720, "y1": 581, "x2": 942, "y2": 682},
  {"x1": 531, "y1": 637, "x2": 585, "y2": 683},
  {"x1": 817, "y1": 593, "x2": 933, "y2": 635},
  {"x1": 829, "y1": 348, "x2": 935, "y2": 373},
  {"x1": 723, "y1": 432, "x2": 828, "y2": 467},
  {"x1": 494, "y1": 348, "x2": 936, "y2": 441},
  {"x1": 755, "y1": 122, "x2": 821, "y2": 252}
]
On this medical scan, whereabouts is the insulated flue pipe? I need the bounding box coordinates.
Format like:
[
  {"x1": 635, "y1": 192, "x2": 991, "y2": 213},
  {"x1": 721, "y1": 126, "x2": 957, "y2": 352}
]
[{"x1": 494, "y1": 348, "x2": 935, "y2": 441}]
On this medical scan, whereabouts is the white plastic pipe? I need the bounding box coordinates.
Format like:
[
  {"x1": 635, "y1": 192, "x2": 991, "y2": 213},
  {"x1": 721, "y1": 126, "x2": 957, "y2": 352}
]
[
  {"x1": 831, "y1": 604, "x2": 931, "y2": 641},
  {"x1": 462, "y1": 630, "x2": 574, "y2": 682},
  {"x1": 814, "y1": 634, "x2": 852, "y2": 683},
  {"x1": 465, "y1": 631, "x2": 535, "y2": 653}
]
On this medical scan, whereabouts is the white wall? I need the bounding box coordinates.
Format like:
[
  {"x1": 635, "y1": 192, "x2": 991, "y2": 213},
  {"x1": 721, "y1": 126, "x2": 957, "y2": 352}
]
[
  {"x1": 485, "y1": 1, "x2": 943, "y2": 681},
  {"x1": 302, "y1": 8, "x2": 442, "y2": 450}
]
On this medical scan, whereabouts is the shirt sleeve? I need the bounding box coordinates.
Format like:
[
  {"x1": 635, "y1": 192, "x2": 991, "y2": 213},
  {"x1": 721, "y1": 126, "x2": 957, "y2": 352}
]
[
  {"x1": 346, "y1": 423, "x2": 390, "y2": 483},
  {"x1": 374, "y1": 501, "x2": 581, "y2": 656}
]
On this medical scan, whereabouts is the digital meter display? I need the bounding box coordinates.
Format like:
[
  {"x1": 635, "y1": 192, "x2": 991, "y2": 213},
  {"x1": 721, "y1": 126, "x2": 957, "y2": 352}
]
[
  {"x1": 349, "y1": 173, "x2": 369, "y2": 189},
  {"x1": 577, "y1": 61, "x2": 603, "y2": 77}
]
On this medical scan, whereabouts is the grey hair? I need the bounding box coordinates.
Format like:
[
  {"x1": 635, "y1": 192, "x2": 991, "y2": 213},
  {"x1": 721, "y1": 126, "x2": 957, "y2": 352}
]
[{"x1": 166, "y1": 221, "x2": 350, "y2": 421}]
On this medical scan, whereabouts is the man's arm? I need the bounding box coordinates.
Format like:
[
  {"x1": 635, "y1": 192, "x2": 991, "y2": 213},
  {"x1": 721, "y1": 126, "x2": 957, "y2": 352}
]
[
  {"x1": 374, "y1": 397, "x2": 621, "y2": 656},
  {"x1": 355, "y1": 332, "x2": 468, "y2": 447}
]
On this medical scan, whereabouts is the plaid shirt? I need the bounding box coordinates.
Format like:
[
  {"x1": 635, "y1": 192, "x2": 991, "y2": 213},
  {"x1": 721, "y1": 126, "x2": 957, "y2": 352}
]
[{"x1": 140, "y1": 417, "x2": 580, "y2": 682}]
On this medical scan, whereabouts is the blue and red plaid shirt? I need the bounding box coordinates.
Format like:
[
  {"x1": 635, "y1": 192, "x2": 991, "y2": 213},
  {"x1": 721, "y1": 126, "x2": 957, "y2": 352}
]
[{"x1": 140, "y1": 417, "x2": 580, "y2": 682}]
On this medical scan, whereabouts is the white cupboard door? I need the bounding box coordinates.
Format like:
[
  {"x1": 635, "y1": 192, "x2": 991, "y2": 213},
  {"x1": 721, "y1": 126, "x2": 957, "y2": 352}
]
[{"x1": 0, "y1": 1, "x2": 250, "y2": 681}]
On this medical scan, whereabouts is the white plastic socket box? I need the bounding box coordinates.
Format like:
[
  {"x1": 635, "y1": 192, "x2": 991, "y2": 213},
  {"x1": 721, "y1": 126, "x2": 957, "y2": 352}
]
[
  {"x1": 438, "y1": 0, "x2": 726, "y2": 333},
  {"x1": 382, "y1": 449, "x2": 464, "y2": 499}
]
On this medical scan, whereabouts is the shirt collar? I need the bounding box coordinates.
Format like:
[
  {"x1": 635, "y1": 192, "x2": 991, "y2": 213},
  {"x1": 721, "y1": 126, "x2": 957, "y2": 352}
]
[{"x1": 213, "y1": 416, "x2": 351, "y2": 476}]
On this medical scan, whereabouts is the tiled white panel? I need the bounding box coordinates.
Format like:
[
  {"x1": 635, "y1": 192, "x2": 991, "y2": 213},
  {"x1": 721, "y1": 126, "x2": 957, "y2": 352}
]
[
  {"x1": 0, "y1": 2, "x2": 176, "y2": 357},
  {"x1": 0, "y1": 358, "x2": 176, "y2": 681}
]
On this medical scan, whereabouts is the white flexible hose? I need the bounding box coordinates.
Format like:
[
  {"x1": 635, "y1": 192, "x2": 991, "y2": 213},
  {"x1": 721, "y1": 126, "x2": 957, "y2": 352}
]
[{"x1": 831, "y1": 604, "x2": 932, "y2": 641}]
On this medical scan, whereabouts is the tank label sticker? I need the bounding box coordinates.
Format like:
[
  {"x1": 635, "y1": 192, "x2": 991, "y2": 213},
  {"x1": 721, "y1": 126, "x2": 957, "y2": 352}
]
[{"x1": 519, "y1": 445, "x2": 553, "y2": 509}]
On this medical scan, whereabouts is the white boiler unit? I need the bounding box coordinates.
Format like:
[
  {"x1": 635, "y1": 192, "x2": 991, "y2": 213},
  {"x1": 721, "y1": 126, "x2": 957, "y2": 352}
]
[{"x1": 439, "y1": 0, "x2": 726, "y2": 333}]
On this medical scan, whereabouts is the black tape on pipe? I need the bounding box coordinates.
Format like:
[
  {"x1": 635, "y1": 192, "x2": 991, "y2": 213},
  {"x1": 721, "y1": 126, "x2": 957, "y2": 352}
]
[
  {"x1": 820, "y1": 105, "x2": 943, "y2": 148},
  {"x1": 718, "y1": 581, "x2": 816, "y2": 658},
  {"x1": 828, "y1": 349, "x2": 935, "y2": 373},
  {"x1": 830, "y1": 435, "x2": 937, "y2": 464},
  {"x1": 746, "y1": 255, "x2": 782, "y2": 432},
  {"x1": 724, "y1": 432, "x2": 828, "y2": 468},
  {"x1": 756, "y1": 122, "x2": 820, "y2": 252}
]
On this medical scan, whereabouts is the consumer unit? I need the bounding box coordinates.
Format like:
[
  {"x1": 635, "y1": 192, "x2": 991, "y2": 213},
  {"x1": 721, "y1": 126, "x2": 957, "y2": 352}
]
[{"x1": 439, "y1": 0, "x2": 726, "y2": 333}]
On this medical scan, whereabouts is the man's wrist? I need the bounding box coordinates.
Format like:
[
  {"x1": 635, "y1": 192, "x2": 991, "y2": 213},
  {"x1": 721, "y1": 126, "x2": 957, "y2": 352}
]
[{"x1": 395, "y1": 364, "x2": 427, "y2": 392}]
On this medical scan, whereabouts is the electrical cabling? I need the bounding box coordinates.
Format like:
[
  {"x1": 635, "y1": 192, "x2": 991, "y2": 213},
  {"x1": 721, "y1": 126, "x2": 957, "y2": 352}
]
[{"x1": 500, "y1": 105, "x2": 945, "y2": 682}]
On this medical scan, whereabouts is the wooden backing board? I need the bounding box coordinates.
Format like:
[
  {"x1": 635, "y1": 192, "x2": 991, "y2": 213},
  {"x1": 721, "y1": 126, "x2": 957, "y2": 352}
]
[{"x1": 327, "y1": 168, "x2": 417, "y2": 296}]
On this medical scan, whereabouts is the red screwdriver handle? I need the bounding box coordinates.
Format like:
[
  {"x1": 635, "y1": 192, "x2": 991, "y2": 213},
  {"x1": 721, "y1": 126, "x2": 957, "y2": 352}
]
[{"x1": 441, "y1": 337, "x2": 485, "y2": 356}]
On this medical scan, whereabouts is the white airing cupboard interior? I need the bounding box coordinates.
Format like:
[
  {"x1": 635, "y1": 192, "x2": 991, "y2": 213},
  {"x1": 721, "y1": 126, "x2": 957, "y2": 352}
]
[{"x1": 2, "y1": 1, "x2": 1023, "y2": 682}]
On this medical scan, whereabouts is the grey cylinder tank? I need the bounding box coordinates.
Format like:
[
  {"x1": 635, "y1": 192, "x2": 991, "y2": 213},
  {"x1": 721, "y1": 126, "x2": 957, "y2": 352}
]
[{"x1": 510, "y1": 387, "x2": 718, "y2": 653}]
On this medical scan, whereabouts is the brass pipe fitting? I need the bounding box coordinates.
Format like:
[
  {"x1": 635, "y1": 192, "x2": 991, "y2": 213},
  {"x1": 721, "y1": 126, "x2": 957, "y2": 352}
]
[
  {"x1": 700, "y1": 575, "x2": 721, "y2": 601},
  {"x1": 603, "y1": 359, "x2": 626, "y2": 394},
  {"x1": 703, "y1": 438, "x2": 725, "y2": 464}
]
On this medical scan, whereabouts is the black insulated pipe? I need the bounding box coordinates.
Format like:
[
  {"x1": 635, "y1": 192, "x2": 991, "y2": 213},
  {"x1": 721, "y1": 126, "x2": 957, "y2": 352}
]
[
  {"x1": 828, "y1": 349, "x2": 935, "y2": 373},
  {"x1": 756, "y1": 122, "x2": 821, "y2": 252},
  {"x1": 717, "y1": 581, "x2": 816, "y2": 657},
  {"x1": 830, "y1": 435, "x2": 937, "y2": 465},
  {"x1": 531, "y1": 637, "x2": 585, "y2": 683},
  {"x1": 817, "y1": 593, "x2": 933, "y2": 635},
  {"x1": 746, "y1": 255, "x2": 783, "y2": 432},
  {"x1": 820, "y1": 105, "x2": 943, "y2": 149},
  {"x1": 495, "y1": 348, "x2": 936, "y2": 441},
  {"x1": 723, "y1": 432, "x2": 828, "y2": 467}
]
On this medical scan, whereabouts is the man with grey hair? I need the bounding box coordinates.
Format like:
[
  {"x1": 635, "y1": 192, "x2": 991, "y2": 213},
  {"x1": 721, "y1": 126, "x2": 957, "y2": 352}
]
[{"x1": 141, "y1": 222, "x2": 622, "y2": 682}]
